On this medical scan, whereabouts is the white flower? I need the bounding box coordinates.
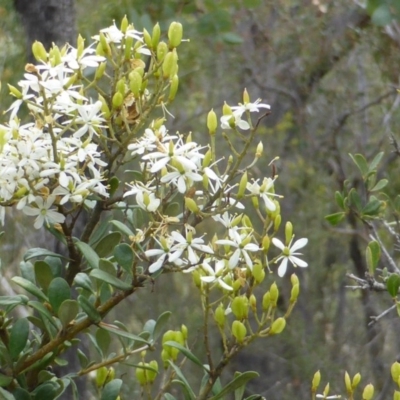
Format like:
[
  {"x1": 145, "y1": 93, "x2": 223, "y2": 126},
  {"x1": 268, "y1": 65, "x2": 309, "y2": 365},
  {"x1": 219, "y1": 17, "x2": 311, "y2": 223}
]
[
  {"x1": 161, "y1": 166, "x2": 202, "y2": 193},
  {"x1": 22, "y1": 196, "x2": 65, "y2": 229},
  {"x1": 220, "y1": 111, "x2": 250, "y2": 130},
  {"x1": 216, "y1": 228, "x2": 259, "y2": 270},
  {"x1": 231, "y1": 98, "x2": 270, "y2": 114},
  {"x1": 200, "y1": 259, "x2": 233, "y2": 291},
  {"x1": 247, "y1": 178, "x2": 282, "y2": 212},
  {"x1": 272, "y1": 237, "x2": 308, "y2": 277},
  {"x1": 136, "y1": 191, "x2": 160, "y2": 212}
]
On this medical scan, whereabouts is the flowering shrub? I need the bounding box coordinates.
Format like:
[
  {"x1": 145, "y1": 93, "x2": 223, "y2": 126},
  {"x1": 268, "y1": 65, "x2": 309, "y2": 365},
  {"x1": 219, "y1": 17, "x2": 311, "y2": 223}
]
[{"x1": 0, "y1": 17, "x2": 309, "y2": 400}]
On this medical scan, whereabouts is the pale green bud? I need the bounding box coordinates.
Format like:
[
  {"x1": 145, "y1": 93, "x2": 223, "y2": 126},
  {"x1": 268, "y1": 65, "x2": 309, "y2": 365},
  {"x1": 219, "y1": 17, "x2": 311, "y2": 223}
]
[
  {"x1": 168, "y1": 21, "x2": 183, "y2": 48},
  {"x1": 152, "y1": 23, "x2": 161, "y2": 49},
  {"x1": 106, "y1": 367, "x2": 115, "y2": 383},
  {"x1": 274, "y1": 215, "x2": 281, "y2": 232},
  {"x1": 214, "y1": 303, "x2": 226, "y2": 328},
  {"x1": 232, "y1": 320, "x2": 247, "y2": 343},
  {"x1": 262, "y1": 236, "x2": 270, "y2": 252},
  {"x1": 237, "y1": 172, "x2": 248, "y2": 199},
  {"x1": 290, "y1": 283, "x2": 299, "y2": 302},
  {"x1": 77, "y1": 34, "x2": 85, "y2": 58},
  {"x1": 207, "y1": 109, "x2": 218, "y2": 135},
  {"x1": 269, "y1": 282, "x2": 279, "y2": 305},
  {"x1": 174, "y1": 331, "x2": 184, "y2": 346},
  {"x1": 129, "y1": 71, "x2": 142, "y2": 97},
  {"x1": 345, "y1": 371, "x2": 351, "y2": 392},
  {"x1": 124, "y1": 35, "x2": 134, "y2": 60},
  {"x1": 392, "y1": 362, "x2": 400, "y2": 383},
  {"x1": 98, "y1": 94, "x2": 111, "y2": 119},
  {"x1": 185, "y1": 197, "x2": 199, "y2": 213},
  {"x1": 112, "y1": 92, "x2": 124, "y2": 109},
  {"x1": 157, "y1": 41, "x2": 168, "y2": 62},
  {"x1": 312, "y1": 370, "x2": 321, "y2": 391},
  {"x1": 249, "y1": 294, "x2": 257, "y2": 312},
  {"x1": 95, "y1": 62, "x2": 107, "y2": 80},
  {"x1": 285, "y1": 222, "x2": 293, "y2": 246},
  {"x1": 135, "y1": 362, "x2": 147, "y2": 385},
  {"x1": 116, "y1": 78, "x2": 126, "y2": 96},
  {"x1": 231, "y1": 296, "x2": 249, "y2": 320},
  {"x1": 120, "y1": 15, "x2": 129, "y2": 33},
  {"x1": 290, "y1": 273, "x2": 299, "y2": 286},
  {"x1": 8, "y1": 84, "x2": 22, "y2": 99},
  {"x1": 222, "y1": 102, "x2": 232, "y2": 116},
  {"x1": 169, "y1": 74, "x2": 179, "y2": 101},
  {"x1": 362, "y1": 383, "x2": 374, "y2": 400},
  {"x1": 49, "y1": 45, "x2": 62, "y2": 66},
  {"x1": 32, "y1": 40, "x2": 47, "y2": 62},
  {"x1": 270, "y1": 317, "x2": 286, "y2": 335},
  {"x1": 99, "y1": 32, "x2": 111, "y2": 55},
  {"x1": 143, "y1": 28, "x2": 152, "y2": 49},
  {"x1": 192, "y1": 270, "x2": 201, "y2": 288},
  {"x1": 95, "y1": 366, "x2": 108, "y2": 387},
  {"x1": 323, "y1": 383, "x2": 330, "y2": 397},
  {"x1": 256, "y1": 141, "x2": 263, "y2": 158},
  {"x1": 148, "y1": 360, "x2": 158, "y2": 383},
  {"x1": 203, "y1": 149, "x2": 212, "y2": 168},
  {"x1": 352, "y1": 373, "x2": 361, "y2": 388},
  {"x1": 162, "y1": 50, "x2": 178, "y2": 79},
  {"x1": 243, "y1": 88, "x2": 250, "y2": 104},
  {"x1": 394, "y1": 390, "x2": 400, "y2": 400},
  {"x1": 181, "y1": 324, "x2": 188, "y2": 341},
  {"x1": 262, "y1": 291, "x2": 271, "y2": 311},
  {"x1": 252, "y1": 262, "x2": 265, "y2": 284}
]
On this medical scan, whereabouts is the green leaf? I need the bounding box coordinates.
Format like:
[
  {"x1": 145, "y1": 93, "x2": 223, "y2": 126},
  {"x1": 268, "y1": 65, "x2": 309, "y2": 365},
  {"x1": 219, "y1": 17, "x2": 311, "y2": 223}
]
[
  {"x1": 362, "y1": 199, "x2": 382, "y2": 216},
  {"x1": 168, "y1": 361, "x2": 195, "y2": 400},
  {"x1": 113, "y1": 244, "x2": 134, "y2": 273},
  {"x1": 100, "y1": 379, "x2": 122, "y2": 400},
  {"x1": 34, "y1": 261, "x2": 53, "y2": 293},
  {"x1": 58, "y1": 300, "x2": 79, "y2": 328},
  {"x1": 96, "y1": 327, "x2": 111, "y2": 356},
  {"x1": 32, "y1": 381, "x2": 59, "y2": 400},
  {"x1": 387, "y1": 274, "x2": 400, "y2": 297},
  {"x1": 78, "y1": 295, "x2": 101, "y2": 323},
  {"x1": 94, "y1": 232, "x2": 122, "y2": 258},
  {"x1": 220, "y1": 32, "x2": 243, "y2": 44},
  {"x1": 12, "y1": 277, "x2": 48, "y2": 302},
  {"x1": 99, "y1": 259, "x2": 117, "y2": 276},
  {"x1": 90, "y1": 269, "x2": 131, "y2": 291},
  {"x1": 108, "y1": 176, "x2": 120, "y2": 197},
  {"x1": 348, "y1": 189, "x2": 362, "y2": 211},
  {"x1": 9, "y1": 318, "x2": 29, "y2": 360},
  {"x1": 109, "y1": 220, "x2": 134, "y2": 237},
  {"x1": 366, "y1": 0, "x2": 381, "y2": 14},
  {"x1": 99, "y1": 324, "x2": 150, "y2": 345},
  {"x1": 324, "y1": 212, "x2": 345, "y2": 226},
  {"x1": 209, "y1": 371, "x2": 259, "y2": 400},
  {"x1": 75, "y1": 240, "x2": 99, "y2": 269},
  {"x1": 89, "y1": 215, "x2": 113, "y2": 245},
  {"x1": 44, "y1": 256, "x2": 63, "y2": 278},
  {"x1": 28, "y1": 301, "x2": 59, "y2": 330},
  {"x1": 334, "y1": 191, "x2": 345, "y2": 210},
  {"x1": 371, "y1": 178, "x2": 388, "y2": 192},
  {"x1": 368, "y1": 151, "x2": 384, "y2": 172},
  {"x1": 244, "y1": 396, "x2": 264, "y2": 400},
  {"x1": 24, "y1": 248, "x2": 69, "y2": 262},
  {"x1": 243, "y1": 0, "x2": 262, "y2": 7},
  {"x1": 153, "y1": 311, "x2": 172, "y2": 342},
  {"x1": 0, "y1": 373, "x2": 13, "y2": 387},
  {"x1": 371, "y1": 4, "x2": 392, "y2": 26},
  {"x1": 12, "y1": 387, "x2": 30, "y2": 400},
  {"x1": 73, "y1": 273, "x2": 94, "y2": 294},
  {"x1": 164, "y1": 341, "x2": 209, "y2": 371},
  {"x1": 77, "y1": 349, "x2": 89, "y2": 369},
  {"x1": 48, "y1": 278, "x2": 70, "y2": 314},
  {"x1": 163, "y1": 394, "x2": 177, "y2": 400},
  {"x1": 0, "y1": 387, "x2": 16, "y2": 400},
  {"x1": 349, "y1": 153, "x2": 368, "y2": 178},
  {"x1": 0, "y1": 295, "x2": 28, "y2": 306},
  {"x1": 367, "y1": 241, "x2": 381, "y2": 274}
]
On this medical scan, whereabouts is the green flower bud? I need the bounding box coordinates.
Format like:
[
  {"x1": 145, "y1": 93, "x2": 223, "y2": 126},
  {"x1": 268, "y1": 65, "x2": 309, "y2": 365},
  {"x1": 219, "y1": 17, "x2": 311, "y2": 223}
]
[
  {"x1": 77, "y1": 34, "x2": 85, "y2": 58},
  {"x1": 232, "y1": 278, "x2": 242, "y2": 292},
  {"x1": 214, "y1": 303, "x2": 226, "y2": 328},
  {"x1": 312, "y1": 370, "x2": 321, "y2": 391},
  {"x1": 345, "y1": 371, "x2": 351, "y2": 392},
  {"x1": 181, "y1": 324, "x2": 188, "y2": 341},
  {"x1": 290, "y1": 273, "x2": 299, "y2": 286},
  {"x1": 112, "y1": 92, "x2": 124, "y2": 109},
  {"x1": 392, "y1": 362, "x2": 400, "y2": 383},
  {"x1": 362, "y1": 383, "x2": 374, "y2": 400},
  {"x1": 117, "y1": 78, "x2": 126, "y2": 96},
  {"x1": 95, "y1": 62, "x2": 107, "y2": 80},
  {"x1": 174, "y1": 331, "x2": 184, "y2": 346},
  {"x1": 169, "y1": 74, "x2": 179, "y2": 101},
  {"x1": 249, "y1": 294, "x2": 257, "y2": 312},
  {"x1": 129, "y1": 71, "x2": 142, "y2": 97},
  {"x1": 8, "y1": 84, "x2": 22, "y2": 99},
  {"x1": 162, "y1": 50, "x2": 178, "y2": 79},
  {"x1": 231, "y1": 296, "x2": 249, "y2": 320},
  {"x1": 157, "y1": 41, "x2": 168, "y2": 62},
  {"x1": 185, "y1": 197, "x2": 200, "y2": 213},
  {"x1": 105, "y1": 367, "x2": 115, "y2": 383},
  {"x1": 262, "y1": 291, "x2": 271, "y2": 311},
  {"x1": 222, "y1": 102, "x2": 232, "y2": 116},
  {"x1": 49, "y1": 45, "x2": 62, "y2": 66},
  {"x1": 161, "y1": 349, "x2": 170, "y2": 368},
  {"x1": 207, "y1": 109, "x2": 218, "y2": 135},
  {"x1": 168, "y1": 21, "x2": 183, "y2": 48},
  {"x1": 232, "y1": 320, "x2": 247, "y2": 343},
  {"x1": 352, "y1": 372, "x2": 361, "y2": 388},
  {"x1": 96, "y1": 42, "x2": 106, "y2": 57},
  {"x1": 394, "y1": 390, "x2": 400, "y2": 400},
  {"x1": 274, "y1": 214, "x2": 281, "y2": 232},
  {"x1": 99, "y1": 32, "x2": 111, "y2": 55},
  {"x1": 135, "y1": 362, "x2": 147, "y2": 385},
  {"x1": 95, "y1": 366, "x2": 108, "y2": 387},
  {"x1": 203, "y1": 149, "x2": 212, "y2": 168},
  {"x1": 143, "y1": 28, "x2": 152, "y2": 49},
  {"x1": 290, "y1": 283, "x2": 299, "y2": 303},
  {"x1": 124, "y1": 35, "x2": 134, "y2": 60},
  {"x1": 285, "y1": 222, "x2": 293, "y2": 246},
  {"x1": 237, "y1": 172, "x2": 248, "y2": 199},
  {"x1": 32, "y1": 40, "x2": 47, "y2": 62},
  {"x1": 269, "y1": 282, "x2": 279, "y2": 306},
  {"x1": 148, "y1": 360, "x2": 159, "y2": 383},
  {"x1": 98, "y1": 95, "x2": 111, "y2": 119},
  {"x1": 243, "y1": 88, "x2": 250, "y2": 104},
  {"x1": 152, "y1": 23, "x2": 161, "y2": 49},
  {"x1": 252, "y1": 262, "x2": 265, "y2": 284},
  {"x1": 323, "y1": 383, "x2": 330, "y2": 397},
  {"x1": 269, "y1": 317, "x2": 286, "y2": 335},
  {"x1": 120, "y1": 15, "x2": 129, "y2": 33},
  {"x1": 255, "y1": 141, "x2": 263, "y2": 158}
]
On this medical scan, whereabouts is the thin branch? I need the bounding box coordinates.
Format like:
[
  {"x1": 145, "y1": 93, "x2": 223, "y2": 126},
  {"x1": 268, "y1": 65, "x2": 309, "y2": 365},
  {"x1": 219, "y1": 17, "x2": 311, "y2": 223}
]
[{"x1": 368, "y1": 304, "x2": 396, "y2": 327}]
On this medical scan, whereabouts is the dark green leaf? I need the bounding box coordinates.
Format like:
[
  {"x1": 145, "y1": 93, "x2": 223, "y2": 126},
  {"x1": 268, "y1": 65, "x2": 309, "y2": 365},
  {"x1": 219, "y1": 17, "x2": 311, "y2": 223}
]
[
  {"x1": 12, "y1": 277, "x2": 48, "y2": 302},
  {"x1": 387, "y1": 274, "x2": 400, "y2": 297},
  {"x1": 362, "y1": 199, "x2": 382, "y2": 216},
  {"x1": 96, "y1": 327, "x2": 111, "y2": 356},
  {"x1": 153, "y1": 311, "x2": 172, "y2": 342},
  {"x1": 324, "y1": 212, "x2": 345, "y2": 226},
  {"x1": 99, "y1": 324, "x2": 150, "y2": 345},
  {"x1": 90, "y1": 269, "x2": 131, "y2": 291},
  {"x1": 367, "y1": 240, "x2": 381, "y2": 274},
  {"x1": 77, "y1": 349, "x2": 89, "y2": 369},
  {"x1": 89, "y1": 215, "x2": 113, "y2": 245},
  {"x1": 100, "y1": 379, "x2": 122, "y2": 400},
  {"x1": 220, "y1": 32, "x2": 243, "y2": 44},
  {"x1": 94, "y1": 232, "x2": 122, "y2": 258},
  {"x1": 108, "y1": 176, "x2": 120, "y2": 197},
  {"x1": 34, "y1": 261, "x2": 53, "y2": 293},
  {"x1": 0, "y1": 373, "x2": 13, "y2": 387},
  {"x1": 164, "y1": 341, "x2": 209, "y2": 371},
  {"x1": 349, "y1": 153, "x2": 368, "y2": 178},
  {"x1": 109, "y1": 220, "x2": 134, "y2": 237},
  {"x1": 48, "y1": 278, "x2": 70, "y2": 314},
  {"x1": 78, "y1": 295, "x2": 101, "y2": 323},
  {"x1": 75, "y1": 241, "x2": 99, "y2": 269},
  {"x1": 142, "y1": 319, "x2": 156, "y2": 338},
  {"x1": 348, "y1": 189, "x2": 362, "y2": 211},
  {"x1": 209, "y1": 372, "x2": 259, "y2": 400},
  {"x1": 73, "y1": 273, "x2": 94, "y2": 294},
  {"x1": 24, "y1": 248, "x2": 69, "y2": 262},
  {"x1": 113, "y1": 244, "x2": 134, "y2": 273},
  {"x1": 28, "y1": 301, "x2": 59, "y2": 330},
  {"x1": 99, "y1": 259, "x2": 117, "y2": 276},
  {"x1": 334, "y1": 191, "x2": 345, "y2": 210},
  {"x1": 58, "y1": 300, "x2": 79, "y2": 328},
  {"x1": 20, "y1": 352, "x2": 53, "y2": 374},
  {"x1": 32, "y1": 381, "x2": 59, "y2": 400},
  {"x1": 20, "y1": 261, "x2": 35, "y2": 283},
  {"x1": 44, "y1": 256, "x2": 63, "y2": 278},
  {"x1": 9, "y1": 318, "x2": 29, "y2": 360}
]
